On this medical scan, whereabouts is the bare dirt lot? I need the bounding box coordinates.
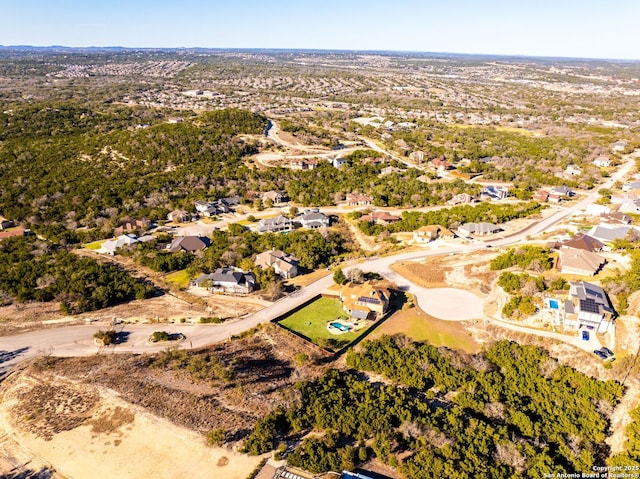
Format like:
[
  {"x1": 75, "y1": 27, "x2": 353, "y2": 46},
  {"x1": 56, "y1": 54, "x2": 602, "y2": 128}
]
[
  {"x1": 392, "y1": 251, "x2": 497, "y2": 295},
  {"x1": 0, "y1": 324, "x2": 327, "y2": 479},
  {"x1": 0, "y1": 372, "x2": 261, "y2": 479},
  {"x1": 0, "y1": 292, "x2": 263, "y2": 336}
]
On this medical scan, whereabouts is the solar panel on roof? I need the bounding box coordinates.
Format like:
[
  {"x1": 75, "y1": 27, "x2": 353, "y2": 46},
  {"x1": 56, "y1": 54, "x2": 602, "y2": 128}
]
[
  {"x1": 580, "y1": 298, "x2": 601, "y2": 314},
  {"x1": 584, "y1": 287, "x2": 603, "y2": 299},
  {"x1": 357, "y1": 296, "x2": 381, "y2": 304}
]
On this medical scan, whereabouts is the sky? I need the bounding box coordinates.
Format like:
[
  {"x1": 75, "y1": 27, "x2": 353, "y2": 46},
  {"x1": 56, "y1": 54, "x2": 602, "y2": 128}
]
[{"x1": 1, "y1": 0, "x2": 639, "y2": 60}]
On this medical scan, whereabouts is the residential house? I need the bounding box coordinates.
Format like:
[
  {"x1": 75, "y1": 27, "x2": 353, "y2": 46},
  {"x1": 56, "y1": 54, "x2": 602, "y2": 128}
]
[
  {"x1": 618, "y1": 199, "x2": 640, "y2": 215},
  {"x1": 448, "y1": 193, "x2": 476, "y2": 206},
  {"x1": 262, "y1": 190, "x2": 289, "y2": 205},
  {"x1": 193, "y1": 267, "x2": 256, "y2": 294},
  {"x1": 458, "y1": 222, "x2": 500, "y2": 237},
  {"x1": 558, "y1": 233, "x2": 604, "y2": 253},
  {"x1": 114, "y1": 217, "x2": 151, "y2": 236},
  {"x1": 257, "y1": 215, "x2": 295, "y2": 233},
  {"x1": 289, "y1": 159, "x2": 316, "y2": 170},
  {"x1": 550, "y1": 186, "x2": 573, "y2": 198},
  {"x1": 533, "y1": 190, "x2": 549, "y2": 202},
  {"x1": 413, "y1": 225, "x2": 441, "y2": 244},
  {"x1": 338, "y1": 282, "x2": 390, "y2": 320},
  {"x1": 561, "y1": 281, "x2": 615, "y2": 333},
  {"x1": 481, "y1": 185, "x2": 509, "y2": 201},
  {"x1": 344, "y1": 193, "x2": 374, "y2": 206},
  {"x1": 167, "y1": 209, "x2": 190, "y2": 223},
  {"x1": 612, "y1": 140, "x2": 628, "y2": 152},
  {"x1": 622, "y1": 181, "x2": 640, "y2": 192},
  {"x1": 558, "y1": 246, "x2": 606, "y2": 276},
  {"x1": 331, "y1": 157, "x2": 348, "y2": 169},
  {"x1": 254, "y1": 249, "x2": 299, "y2": 278},
  {"x1": 431, "y1": 157, "x2": 452, "y2": 172},
  {"x1": 99, "y1": 234, "x2": 146, "y2": 255},
  {"x1": 166, "y1": 236, "x2": 210, "y2": 253},
  {"x1": 220, "y1": 196, "x2": 241, "y2": 208},
  {"x1": 359, "y1": 211, "x2": 401, "y2": 226},
  {"x1": 565, "y1": 164, "x2": 582, "y2": 177},
  {"x1": 478, "y1": 156, "x2": 495, "y2": 163},
  {"x1": 588, "y1": 225, "x2": 639, "y2": 245},
  {"x1": 593, "y1": 156, "x2": 611, "y2": 167},
  {"x1": 194, "y1": 200, "x2": 229, "y2": 217},
  {"x1": 0, "y1": 216, "x2": 15, "y2": 230},
  {"x1": 298, "y1": 210, "x2": 331, "y2": 229},
  {"x1": 600, "y1": 212, "x2": 632, "y2": 225}
]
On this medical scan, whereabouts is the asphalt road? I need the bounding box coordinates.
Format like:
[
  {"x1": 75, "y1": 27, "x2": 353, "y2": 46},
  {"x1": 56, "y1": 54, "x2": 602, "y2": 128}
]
[{"x1": 0, "y1": 151, "x2": 637, "y2": 374}]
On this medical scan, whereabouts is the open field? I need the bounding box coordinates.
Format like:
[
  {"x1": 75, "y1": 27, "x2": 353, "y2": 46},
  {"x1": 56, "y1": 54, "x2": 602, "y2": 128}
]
[
  {"x1": 165, "y1": 269, "x2": 191, "y2": 289},
  {"x1": 370, "y1": 307, "x2": 482, "y2": 353},
  {"x1": 285, "y1": 269, "x2": 332, "y2": 288}
]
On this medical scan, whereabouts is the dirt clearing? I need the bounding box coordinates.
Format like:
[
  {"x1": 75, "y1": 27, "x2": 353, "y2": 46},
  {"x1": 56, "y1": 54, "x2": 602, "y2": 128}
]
[{"x1": 0, "y1": 371, "x2": 261, "y2": 479}]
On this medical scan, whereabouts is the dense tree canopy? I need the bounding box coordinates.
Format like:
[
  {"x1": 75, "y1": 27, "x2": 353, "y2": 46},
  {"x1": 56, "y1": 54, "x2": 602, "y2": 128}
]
[
  {"x1": 242, "y1": 336, "x2": 623, "y2": 478},
  {"x1": 0, "y1": 236, "x2": 154, "y2": 313}
]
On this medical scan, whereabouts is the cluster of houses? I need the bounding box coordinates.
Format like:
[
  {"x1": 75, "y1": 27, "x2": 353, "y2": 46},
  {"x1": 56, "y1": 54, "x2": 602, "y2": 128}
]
[
  {"x1": 413, "y1": 225, "x2": 456, "y2": 244},
  {"x1": 256, "y1": 209, "x2": 331, "y2": 233},
  {"x1": 534, "y1": 185, "x2": 574, "y2": 203},
  {"x1": 190, "y1": 249, "x2": 300, "y2": 295},
  {"x1": 552, "y1": 233, "x2": 606, "y2": 277}
]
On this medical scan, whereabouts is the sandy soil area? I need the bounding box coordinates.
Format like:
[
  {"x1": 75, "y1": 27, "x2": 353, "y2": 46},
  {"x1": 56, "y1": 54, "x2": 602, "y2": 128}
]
[
  {"x1": 0, "y1": 291, "x2": 264, "y2": 336},
  {"x1": 0, "y1": 372, "x2": 262, "y2": 479}
]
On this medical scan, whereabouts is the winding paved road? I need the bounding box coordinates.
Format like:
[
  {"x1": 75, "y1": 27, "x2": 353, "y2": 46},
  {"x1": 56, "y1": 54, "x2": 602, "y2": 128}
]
[{"x1": 0, "y1": 151, "x2": 637, "y2": 374}]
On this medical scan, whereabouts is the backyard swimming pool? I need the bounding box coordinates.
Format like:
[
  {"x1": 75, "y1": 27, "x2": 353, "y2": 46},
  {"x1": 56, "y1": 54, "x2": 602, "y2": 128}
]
[{"x1": 329, "y1": 321, "x2": 352, "y2": 332}]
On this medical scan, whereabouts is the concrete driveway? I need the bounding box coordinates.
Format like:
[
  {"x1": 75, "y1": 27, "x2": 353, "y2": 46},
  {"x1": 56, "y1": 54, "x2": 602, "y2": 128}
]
[{"x1": 414, "y1": 287, "x2": 484, "y2": 320}]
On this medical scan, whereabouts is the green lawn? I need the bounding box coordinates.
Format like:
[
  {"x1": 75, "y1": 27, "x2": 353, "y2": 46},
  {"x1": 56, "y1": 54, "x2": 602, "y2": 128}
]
[
  {"x1": 278, "y1": 297, "x2": 365, "y2": 351},
  {"x1": 84, "y1": 240, "x2": 105, "y2": 250},
  {"x1": 165, "y1": 269, "x2": 191, "y2": 288},
  {"x1": 370, "y1": 308, "x2": 481, "y2": 353}
]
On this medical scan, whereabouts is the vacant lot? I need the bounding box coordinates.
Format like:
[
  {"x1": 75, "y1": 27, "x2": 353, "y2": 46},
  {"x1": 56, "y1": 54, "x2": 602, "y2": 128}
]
[
  {"x1": 0, "y1": 372, "x2": 261, "y2": 479},
  {"x1": 371, "y1": 307, "x2": 481, "y2": 353},
  {"x1": 165, "y1": 269, "x2": 191, "y2": 288},
  {"x1": 390, "y1": 259, "x2": 449, "y2": 288}
]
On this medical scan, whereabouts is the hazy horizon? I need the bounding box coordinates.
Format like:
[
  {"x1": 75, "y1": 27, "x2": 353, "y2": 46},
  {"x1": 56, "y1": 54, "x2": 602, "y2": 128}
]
[{"x1": 1, "y1": 0, "x2": 639, "y2": 61}]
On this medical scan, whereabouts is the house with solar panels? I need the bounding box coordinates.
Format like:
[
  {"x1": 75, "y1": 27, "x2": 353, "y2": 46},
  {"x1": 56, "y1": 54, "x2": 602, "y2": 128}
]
[
  {"x1": 561, "y1": 281, "x2": 616, "y2": 333},
  {"x1": 337, "y1": 282, "x2": 390, "y2": 321}
]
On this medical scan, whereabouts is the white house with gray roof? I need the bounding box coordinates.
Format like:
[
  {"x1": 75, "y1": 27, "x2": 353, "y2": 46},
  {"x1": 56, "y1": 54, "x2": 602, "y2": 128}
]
[
  {"x1": 298, "y1": 210, "x2": 330, "y2": 229},
  {"x1": 587, "y1": 225, "x2": 639, "y2": 244},
  {"x1": 257, "y1": 215, "x2": 295, "y2": 233},
  {"x1": 192, "y1": 267, "x2": 256, "y2": 294},
  {"x1": 458, "y1": 222, "x2": 500, "y2": 237}
]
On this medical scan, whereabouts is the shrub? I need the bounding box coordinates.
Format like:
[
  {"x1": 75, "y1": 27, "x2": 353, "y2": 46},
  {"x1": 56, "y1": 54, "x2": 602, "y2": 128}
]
[
  {"x1": 151, "y1": 331, "x2": 170, "y2": 342},
  {"x1": 199, "y1": 316, "x2": 224, "y2": 324},
  {"x1": 94, "y1": 330, "x2": 117, "y2": 346}
]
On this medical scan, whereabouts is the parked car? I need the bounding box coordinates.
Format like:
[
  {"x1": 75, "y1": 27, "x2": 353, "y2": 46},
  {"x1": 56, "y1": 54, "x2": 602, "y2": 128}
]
[
  {"x1": 593, "y1": 349, "x2": 607, "y2": 360},
  {"x1": 600, "y1": 347, "x2": 614, "y2": 358},
  {"x1": 581, "y1": 330, "x2": 590, "y2": 341}
]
